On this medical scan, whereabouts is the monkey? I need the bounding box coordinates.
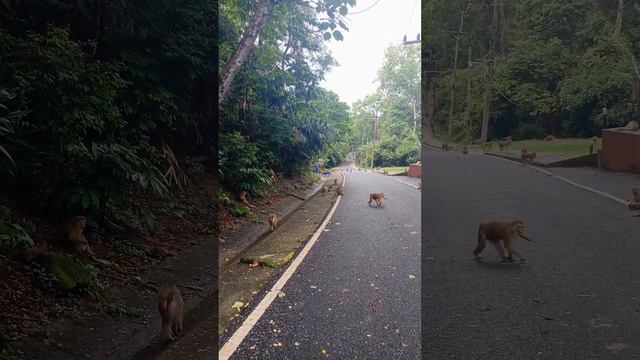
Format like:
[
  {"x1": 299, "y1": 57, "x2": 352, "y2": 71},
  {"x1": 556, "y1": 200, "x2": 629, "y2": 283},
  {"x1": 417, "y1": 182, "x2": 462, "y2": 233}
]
[
  {"x1": 337, "y1": 186, "x2": 345, "y2": 196},
  {"x1": 322, "y1": 186, "x2": 328, "y2": 195},
  {"x1": 473, "y1": 220, "x2": 532, "y2": 263},
  {"x1": 501, "y1": 136, "x2": 513, "y2": 142},
  {"x1": 417, "y1": 182, "x2": 421, "y2": 190},
  {"x1": 368, "y1": 192, "x2": 385, "y2": 207},
  {"x1": 238, "y1": 190, "x2": 250, "y2": 206},
  {"x1": 441, "y1": 143, "x2": 449, "y2": 151},
  {"x1": 269, "y1": 168, "x2": 277, "y2": 182},
  {"x1": 544, "y1": 135, "x2": 557, "y2": 141},
  {"x1": 462, "y1": 146, "x2": 468, "y2": 155},
  {"x1": 158, "y1": 285, "x2": 184, "y2": 342},
  {"x1": 334, "y1": 179, "x2": 338, "y2": 185},
  {"x1": 498, "y1": 141, "x2": 509, "y2": 150},
  {"x1": 268, "y1": 213, "x2": 278, "y2": 231},
  {"x1": 632, "y1": 186, "x2": 640, "y2": 202},
  {"x1": 65, "y1": 216, "x2": 91, "y2": 253},
  {"x1": 521, "y1": 151, "x2": 537, "y2": 165},
  {"x1": 482, "y1": 142, "x2": 494, "y2": 150},
  {"x1": 625, "y1": 202, "x2": 640, "y2": 210}
]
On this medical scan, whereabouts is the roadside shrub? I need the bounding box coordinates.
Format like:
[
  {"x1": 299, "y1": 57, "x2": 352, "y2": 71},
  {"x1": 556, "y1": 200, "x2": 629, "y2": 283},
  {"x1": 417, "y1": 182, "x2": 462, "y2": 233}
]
[
  {"x1": 219, "y1": 132, "x2": 272, "y2": 195},
  {"x1": 514, "y1": 122, "x2": 547, "y2": 140}
]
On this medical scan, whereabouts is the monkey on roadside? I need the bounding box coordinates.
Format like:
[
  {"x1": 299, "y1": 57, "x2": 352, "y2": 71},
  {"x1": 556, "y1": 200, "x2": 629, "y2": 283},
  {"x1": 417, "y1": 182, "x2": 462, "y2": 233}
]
[
  {"x1": 631, "y1": 186, "x2": 640, "y2": 202},
  {"x1": 617, "y1": 120, "x2": 640, "y2": 131},
  {"x1": 334, "y1": 179, "x2": 338, "y2": 185},
  {"x1": 368, "y1": 192, "x2": 385, "y2": 207},
  {"x1": 520, "y1": 148, "x2": 536, "y2": 165},
  {"x1": 322, "y1": 186, "x2": 329, "y2": 195},
  {"x1": 442, "y1": 143, "x2": 449, "y2": 151},
  {"x1": 482, "y1": 142, "x2": 493, "y2": 150},
  {"x1": 498, "y1": 141, "x2": 510, "y2": 150},
  {"x1": 544, "y1": 134, "x2": 557, "y2": 141},
  {"x1": 65, "y1": 216, "x2": 91, "y2": 253},
  {"x1": 158, "y1": 285, "x2": 184, "y2": 342},
  {"x1": 473, "y1": 220, "x2": 532, "y2": 263},
  {"x1": 417, "y1": 182, "x2": 421, "y2": 190},
  {"x1": 462, "y1": 146, "x2": 468, "y2": 155},
  {"x1": 337, "y1": 186, "x2": 345, "y2": 196},
  {"x1": 238, "y1": 191, "x2": 250, "y2": 206},
  {"x1": 268, "y1": 213, "x2": 278, "y2": 231},
  {"x1": 269, "y1": 168, "x2": 277, "y2": 183}
]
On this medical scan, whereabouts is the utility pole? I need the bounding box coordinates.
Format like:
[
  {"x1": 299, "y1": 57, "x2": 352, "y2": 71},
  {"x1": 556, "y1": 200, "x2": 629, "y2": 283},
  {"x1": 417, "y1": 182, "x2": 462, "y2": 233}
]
[
  {"x1": 615, "y1": 0, "x2": 623, "y2": 36},
  {"x1": 447, "y1": 11, "x2": 466, "y2": 138},
  {"x1": 481, "y1": 0, "x2": 500, "y2": 142},
  {"x1": 422, "y1": 48, "x2": 437, "y2": 143},
  {"x1": 412, "y1": 100, "x2": 417, "y2": 135},
  {"x1": 464, "y1": 46, "x2": 472, "y2": 139}
]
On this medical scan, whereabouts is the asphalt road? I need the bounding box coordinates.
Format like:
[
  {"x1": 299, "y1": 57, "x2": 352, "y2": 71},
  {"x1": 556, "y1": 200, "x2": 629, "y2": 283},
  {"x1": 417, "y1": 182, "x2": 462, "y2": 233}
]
[
  {"x1": 226, "y1": 169, "x2": 421, "y2": 359},
  {"x1": 422, "y1": 148, "x2": 640, "y2": 359}
]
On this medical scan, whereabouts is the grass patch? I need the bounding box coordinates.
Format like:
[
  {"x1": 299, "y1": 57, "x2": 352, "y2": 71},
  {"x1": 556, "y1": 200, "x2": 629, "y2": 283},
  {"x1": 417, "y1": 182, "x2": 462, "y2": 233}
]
[
  {"x1": 377, "y1": 166, "x2": 408, "y2": 174},
  {"x1": 499, "y1": 138, "x2": 601, "y2": 156}
]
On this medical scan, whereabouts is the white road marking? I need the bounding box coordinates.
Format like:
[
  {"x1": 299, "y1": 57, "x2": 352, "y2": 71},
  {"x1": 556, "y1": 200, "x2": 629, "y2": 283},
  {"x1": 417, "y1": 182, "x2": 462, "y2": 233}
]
[
  {"x1": 392, "y1": 178, "x2": 420, "y2": 189},
  {"x1": 486, "y1": 155, "x2": 627, "y2": 205},
  {"x1": 218, "y1": 171, "x2": 347, "y2": 360}
]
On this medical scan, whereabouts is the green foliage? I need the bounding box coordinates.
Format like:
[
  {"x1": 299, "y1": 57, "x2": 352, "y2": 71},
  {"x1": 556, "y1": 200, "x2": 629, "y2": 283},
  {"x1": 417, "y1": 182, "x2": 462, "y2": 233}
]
[
  {"x1": 426, "y1": 0, "x2": 640, "y2": 140},
  {"x1": 230, "y1": 204, "x2": 251, "y2": 217},
  {"x1": 219, "y1": 132, "x2": 272, "y2": 195},
  {"x1": 0, "y1": 206, "x2": 35, "y2": 250},
  {"x1": 514, "y1": 122, "x2": 547, "y2": 140}
]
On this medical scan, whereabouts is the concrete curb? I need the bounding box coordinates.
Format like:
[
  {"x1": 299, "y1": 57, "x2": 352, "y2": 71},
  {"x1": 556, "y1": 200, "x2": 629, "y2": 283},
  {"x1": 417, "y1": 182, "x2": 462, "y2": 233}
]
[{"x1": 219, "y1": 179, "x2": 328, "y2": 271}]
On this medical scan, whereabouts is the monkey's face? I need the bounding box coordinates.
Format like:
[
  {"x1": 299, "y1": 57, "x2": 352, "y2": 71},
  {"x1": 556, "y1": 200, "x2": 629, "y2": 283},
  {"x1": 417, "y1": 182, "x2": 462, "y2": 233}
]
[{"x1": 73, "y1": 216, "x2": 87, "y2": 229}]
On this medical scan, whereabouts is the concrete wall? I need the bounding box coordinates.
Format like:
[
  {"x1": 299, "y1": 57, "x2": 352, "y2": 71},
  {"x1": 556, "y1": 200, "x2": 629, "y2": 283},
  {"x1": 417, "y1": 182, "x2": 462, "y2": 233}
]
[
  {"x1": 601, "y1": 129, "x2": 640, "y2": 173},
  {"x1": 408, "y1": 164, "x2": 421, "y2": 178}
]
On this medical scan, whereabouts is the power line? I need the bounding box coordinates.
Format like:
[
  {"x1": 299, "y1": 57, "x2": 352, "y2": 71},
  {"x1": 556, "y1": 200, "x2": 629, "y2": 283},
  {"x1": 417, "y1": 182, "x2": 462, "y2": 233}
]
[{"x1": 348, "y1": 0, "x2": 383, "y2": 15}]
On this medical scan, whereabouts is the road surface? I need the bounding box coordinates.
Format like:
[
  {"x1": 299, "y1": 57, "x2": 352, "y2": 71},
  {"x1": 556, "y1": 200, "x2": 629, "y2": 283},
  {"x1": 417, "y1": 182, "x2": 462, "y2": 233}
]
[
  {"x1": 223, "y1": 169, "x2": 421, "y2": 359},
  {"x1": 422, "y1": 148, "x2": 640, "y2": 359}
]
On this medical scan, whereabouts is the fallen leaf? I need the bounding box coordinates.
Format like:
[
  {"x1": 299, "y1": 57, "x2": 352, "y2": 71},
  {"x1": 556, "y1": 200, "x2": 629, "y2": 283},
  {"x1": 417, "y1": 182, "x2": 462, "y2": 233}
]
[
  {"x1": 320, "y1": 349, "x2": 327, "y2": 354},
  {"x1": 231, "y1": 301, "x2": 245, "y2": 311},
  {"x1": 273, "y1": 341, "x2": 283, "y2": 347},
  {"x1": 277, "y1": 291, "x2": 286, "y2": 298},
  {"x1": 408, "y1": 274, "x2": 416, "y2": 279}
]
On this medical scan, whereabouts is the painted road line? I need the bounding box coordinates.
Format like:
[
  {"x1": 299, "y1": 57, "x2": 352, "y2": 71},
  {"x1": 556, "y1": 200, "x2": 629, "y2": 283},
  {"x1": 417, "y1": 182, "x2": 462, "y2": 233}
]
[{"x1": 218, "y1": 171, "x2": 347, "y2": 360}]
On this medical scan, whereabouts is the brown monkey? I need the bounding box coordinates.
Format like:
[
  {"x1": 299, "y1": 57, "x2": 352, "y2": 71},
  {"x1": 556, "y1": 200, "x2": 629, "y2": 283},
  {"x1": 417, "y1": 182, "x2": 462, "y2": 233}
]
[
  {"x1": 631, "y1": 186, "x2": 640, "y2": 203},
  {"x1": 269, "y1": 168, "x2": 277, "y2": 182},
  {"x1": 417, "y1": 182, "x2": 421, "y2": 190},
  {"x1": 441, "y1": 143, "x2": 449, "y2": 151},
  {"x1": 158, "y1": 285, "x2": 184, "y2": 341},
  {"x1": 322, "y1": 186, "x2": 328, "y2": 195},
  {"x1": 368, "y1": 192, "x2": 385, "y2": 207},
  {"x1": 473, "y1": 220, "x2": 532, "y2": 263},
  {"x1": 65, "y1": 216, "x2": 91, "y2": 253},
  {"x1": 238, "y1": 191, "x2": 250, "y2": 205},
  {"x1": 544, "y1": 135, "x2": 557, "y2": 141},
  {"x1": 334, "y1": 179, "x2": 338, "y2": 185},
  {"x1": 521, "y1": 151, "x2": 537, "y2": 165},
  {"x1": 337, "y1": 186, "x2": 345, "y2": 196},
  {"x1": 462, "y1": 146, "x2": 468, "y2": 155},
  {"x1": 626, "y1": 202, "x2": 640, "y2": 210},
  {"x1": 268, "y1": 213, "x2": 278, "y2": 231},
  {"x1": 498, "y1": 141, "x2": 510, "y2": 150},
  {"x1": 482, "y1": 142, "x2": 493, "y2": 150},
  {"x1": 618, "y1": 120, "x2": 640, "y2": 131}
]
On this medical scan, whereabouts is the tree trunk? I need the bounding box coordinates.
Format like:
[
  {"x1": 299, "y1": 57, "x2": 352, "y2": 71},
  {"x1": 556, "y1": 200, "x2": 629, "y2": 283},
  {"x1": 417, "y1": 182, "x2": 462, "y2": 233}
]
[
  {"x1": 615, "y1": 0, "x2": 623, "y2": 36},
  {"x1": 218, "y1": 0, "x2": 275, "y2": 105}
]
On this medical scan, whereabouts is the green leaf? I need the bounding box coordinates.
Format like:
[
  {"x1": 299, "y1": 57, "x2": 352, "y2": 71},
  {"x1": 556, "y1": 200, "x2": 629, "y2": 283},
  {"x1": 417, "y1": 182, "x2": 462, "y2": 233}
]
[
  {"x1": 323, "y1": 32, "x2": 332, "y2": 40},
  {"x1": 332, "y1": 30, "x2": 343, "y2": 41},
  {"x1": 339, "y1": 6, "x2": 348, "y2": 16}
]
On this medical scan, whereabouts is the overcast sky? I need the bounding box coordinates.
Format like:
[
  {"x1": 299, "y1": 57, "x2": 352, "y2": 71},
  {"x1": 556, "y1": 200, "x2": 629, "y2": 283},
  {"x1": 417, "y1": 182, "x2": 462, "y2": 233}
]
[{"x1": 320, "y1": 0, "x2": 421, "y2": 107}]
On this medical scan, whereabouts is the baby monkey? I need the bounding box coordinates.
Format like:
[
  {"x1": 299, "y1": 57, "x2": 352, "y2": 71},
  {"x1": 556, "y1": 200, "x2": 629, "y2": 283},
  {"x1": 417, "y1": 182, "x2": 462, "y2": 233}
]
[
  {"x1": 368, "y1": 192, "x2": 385, "y2": 207},
  {"x1": 158, "y1": 285, "x2": 184, "y2": 341},
  {"x1": 473, "y1": 220, "x2": 532, "y2": 263},
  {"x1": 268, "y1": 213, "x2": 278, "y2": 231}
]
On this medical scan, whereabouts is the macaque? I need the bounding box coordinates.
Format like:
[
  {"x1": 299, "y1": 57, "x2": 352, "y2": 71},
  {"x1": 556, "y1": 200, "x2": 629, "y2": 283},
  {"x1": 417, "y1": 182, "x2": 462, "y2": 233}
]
[
  {"x1": 268, "y1": 213, "x2": 278, "y2": 231},
  {"x1": 544, "y1": 135, "x2": 557, "y2": 141},
  {"x1": 368, "y1": 192, "x2": 385, "y2": 207},
  {"x1": 158, "y1": 285, "x2": 184, "y2": 341},
  {"x1": 442, "y1": 143, "x2": 449, "y2": 151},
  {"x1": 462, "y1": 146, "x2": 468, "y2": 155},
  {"x1": 625, "y1": 187, "x2": 640, "y2": 210},
  {"x1": 473, "y1": 220, "x2": 532, "y2": 263},
  {"x1": 337, "y1": 186, "x2": 345, "y2": 196},
  {"x1": 269, "y1": 168, "x2": 277, "y2": 182},
  {"x1": 498, "y1": 141, "x2": 508, "y2": 150},
  {"x1": 521, "y1": 151, "x2": 537, "y2": 165},
  {"x1": 626, "y1": 202, "x2": 640, "y2": 210},
  {"x1": 334, "y1": 179, "x2": 338, "y2": 185},
  {"x1": 65, "y1": 216, "x2": 91, "y2": 253},
  {"x1": 482, "y1": 142, "x2": 493, "y2": 150},
  {"x1": 417, "y1": 182, "x2": 421, "y2": 190},
  {"x1": 238, "y1": 191, "x2": 250, "y2": 206}
]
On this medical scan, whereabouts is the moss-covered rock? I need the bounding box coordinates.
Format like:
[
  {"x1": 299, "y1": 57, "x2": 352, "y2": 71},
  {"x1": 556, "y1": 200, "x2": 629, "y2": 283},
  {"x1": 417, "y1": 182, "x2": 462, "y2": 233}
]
[{"x1": 36, "y1": 253, "x2": 92, "y2": 290}]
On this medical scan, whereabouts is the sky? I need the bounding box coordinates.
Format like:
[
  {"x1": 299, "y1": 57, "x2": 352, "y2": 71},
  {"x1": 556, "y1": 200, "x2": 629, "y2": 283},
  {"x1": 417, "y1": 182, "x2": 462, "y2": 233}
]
[{"x1": 320, "y1": 0, "x2": 421, "y2": 107}]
